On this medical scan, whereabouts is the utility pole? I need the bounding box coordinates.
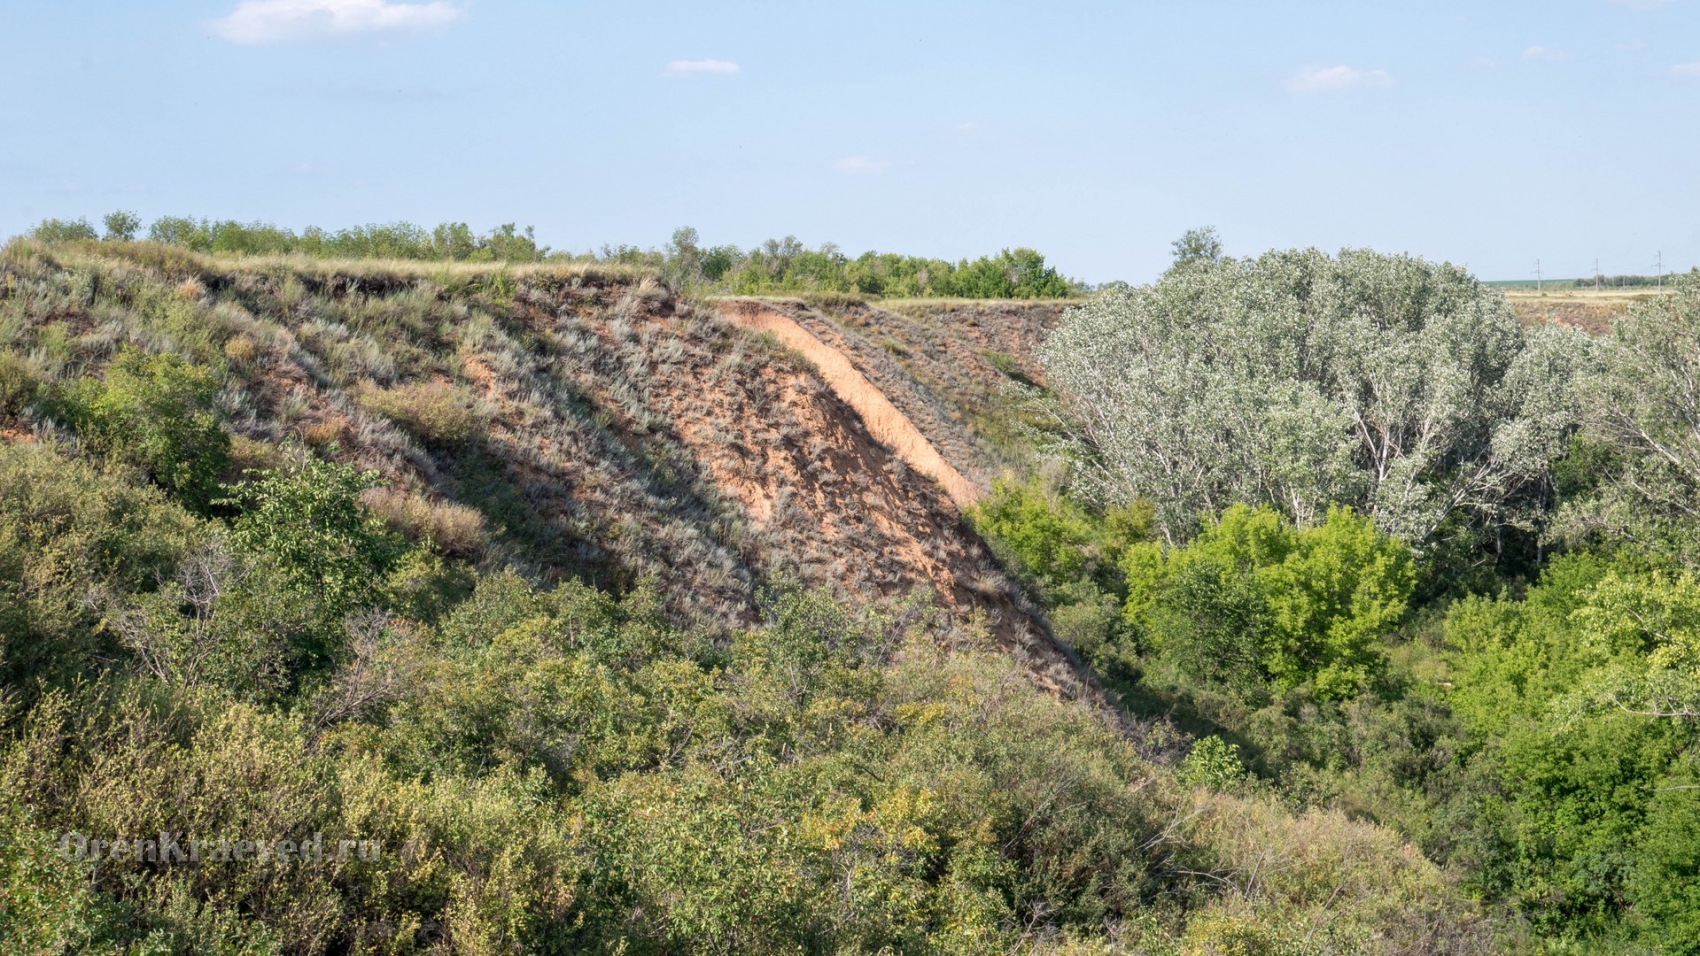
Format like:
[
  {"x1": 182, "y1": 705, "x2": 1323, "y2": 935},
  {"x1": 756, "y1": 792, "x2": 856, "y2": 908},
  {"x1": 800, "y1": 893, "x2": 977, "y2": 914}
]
[
  {"x1": 1535, "y1": 258, "x2": 1543, "y2": 294},
  {"x1": 1594, "y1": 258, "x2": 1601, "y2": 292},
  {"x1": 1656, "y1": 251, "x2": 1665, "y2": 290}
]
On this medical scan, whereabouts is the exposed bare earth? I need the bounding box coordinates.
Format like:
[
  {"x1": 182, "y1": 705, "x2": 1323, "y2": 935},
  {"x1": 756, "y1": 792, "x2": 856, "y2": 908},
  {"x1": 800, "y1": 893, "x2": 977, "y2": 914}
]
[
  {"x1": 718, "y1": 297, "x2": 1072, "y2": 487},
  {"x1": 716, "y1": 300, "x2": 980, "y2": 508}
]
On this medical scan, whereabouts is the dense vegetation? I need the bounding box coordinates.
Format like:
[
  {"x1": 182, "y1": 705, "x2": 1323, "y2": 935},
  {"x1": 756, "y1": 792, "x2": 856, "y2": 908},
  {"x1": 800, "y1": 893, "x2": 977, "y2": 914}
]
[
  {"x1": 28, "y1": 216, "x2": 1079, "y2": 300},
  {"x1": 970, "y1": 233, "x2": 1700, "y2": 954},
  {"x1": 9, "y1": 219, "x2": 1698, "y2": 952},
  {"x1": 642, "y1": 228, "x2": 1079, "y2": 299},
  {"x1": 0, "y1": 236, "x2": 1485, "y2": 953}
]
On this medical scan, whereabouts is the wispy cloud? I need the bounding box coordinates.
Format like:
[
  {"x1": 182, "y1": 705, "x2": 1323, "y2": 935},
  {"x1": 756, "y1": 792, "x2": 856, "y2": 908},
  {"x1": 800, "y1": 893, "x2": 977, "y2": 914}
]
[
  {"x1": 1522, "y1": 45, "x2": 1575, "y2": 61},
  {"x1": 663, "y1": 59, "x2": 740, "y2": 78},
  {"x1": 1673, "y1": 62, "x2": 1700, "y2": 76},
  {"x1": 1617, "y1": 40, "x2": 1647, "y2": 51},
  {"x1": 1610, "y1": 0, "x2": 1670, "y2": 10},
  {"x1": 952, "y1": 121, "x2": 979, "y2": 133},
  {"x1": 833, "y1": 156, "x2": 893, "y2": 175},
  {"x1": 209, "y1": 0, "x2": 462, "y2": 44},
  {"x1": 1285, "y1": 65, "x2": 1393, "y2": 94}
]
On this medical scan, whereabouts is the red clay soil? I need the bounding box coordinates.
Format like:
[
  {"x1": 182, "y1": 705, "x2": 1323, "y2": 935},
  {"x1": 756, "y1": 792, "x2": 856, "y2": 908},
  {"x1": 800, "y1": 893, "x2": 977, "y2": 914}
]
[{"x1": 717, "y1": 300, "x2": 980, "y2": 509}]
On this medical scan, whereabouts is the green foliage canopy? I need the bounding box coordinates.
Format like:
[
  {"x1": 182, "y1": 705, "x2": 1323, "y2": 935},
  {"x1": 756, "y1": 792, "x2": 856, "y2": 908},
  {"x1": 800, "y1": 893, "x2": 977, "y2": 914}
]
[
  {"x1": 1133, "y1": 504, "x2": 1415, "y2": 700},
  {"x1": 64, "y1": 349, "x2": 231, "y2": 512},
  {"x1": 1039, "y1": 244, "x2": 1592, "y2": 551}
]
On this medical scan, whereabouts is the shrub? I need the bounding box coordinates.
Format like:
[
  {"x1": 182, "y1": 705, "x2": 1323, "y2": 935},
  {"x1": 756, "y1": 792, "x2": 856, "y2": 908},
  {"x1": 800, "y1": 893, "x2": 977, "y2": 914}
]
[
  {"x1": 0, "y1": 445, "x2": 197, "y2": 693},
  {"x1": 64, "y1": 349, "x2": 231, "y2": 512},
  {"x1": 971, "y1": 476, "x2": 1151, "y2": 597},
  {"x1": 354, "y1": 380, "x2": 484, "y2": 446},
  {"x1": 361, "y1": 486, "x2": 488, "y2": 558},
  {"x1": 1177, "y1": 736, "x2": 1247, "y2": 792},
  {"x1": 0, "y1": 351, "x2": 37, "y2": 418},
  {"x1": 1135, "y1": 505, "x2": 1414, "y2": 699},
  {"x1": 224, "y1": 456, "x2": 403, "y2": 627}
]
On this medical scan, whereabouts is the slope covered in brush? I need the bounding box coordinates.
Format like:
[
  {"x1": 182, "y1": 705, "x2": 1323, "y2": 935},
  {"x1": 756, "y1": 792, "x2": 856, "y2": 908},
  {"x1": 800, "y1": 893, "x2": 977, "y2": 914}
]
[{"x1": 0, "y1": 238, "x2": 1493, "y2": 953}]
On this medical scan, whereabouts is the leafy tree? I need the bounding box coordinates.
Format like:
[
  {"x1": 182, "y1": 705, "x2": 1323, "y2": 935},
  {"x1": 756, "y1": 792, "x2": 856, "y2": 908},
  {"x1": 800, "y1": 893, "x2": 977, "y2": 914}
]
[
  {"x1": 1556, "y1": 272, "x2": 1700, "y2": 562},
  {"x1": 1169, "y1": 225, "x2": 1224, "y2": 269},
  {"x1": 1040, "y1": 243, "x2": 1591, "y2": 550},
  {"x1": 28, "y1": 217, "x2": 98, "y2": 242},
  {"x1": 101, "y1": 209, "x2": 141, "y2": 242},
  {"x1": 1442, "y1": 554, "x2": 1700, "y2": 945}
]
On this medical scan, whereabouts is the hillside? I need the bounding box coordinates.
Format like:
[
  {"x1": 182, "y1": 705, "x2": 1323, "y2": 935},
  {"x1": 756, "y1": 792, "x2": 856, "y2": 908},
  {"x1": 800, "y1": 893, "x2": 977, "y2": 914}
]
[
  {"x1": 0, "y1": 238, "x2": 1497, "y2": 953},
  {"x1": 718, "y1": 296, "x2": 1072, "y2": 487}
]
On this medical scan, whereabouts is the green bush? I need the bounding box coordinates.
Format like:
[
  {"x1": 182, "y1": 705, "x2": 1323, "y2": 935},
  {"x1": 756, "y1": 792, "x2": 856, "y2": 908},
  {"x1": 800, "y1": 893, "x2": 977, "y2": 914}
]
[
  {"x1": 1135, "y1": 505, "x2": 1414, "y2": 700},
  {"x1": 222, "y1": 452, "x2": 401, "y2": 625},
  {"x1": 64, "y1": 349, "x2": 231, "y2": 512},
  {"x1": 971, "y1": 476, "x2": 1150, "y2": 598},
  {"x1": 0, "y1": 351, "x2": 37, "y2": 418},
  {"x1": 1176, "y1": 736, "x2": 1247, "y2": 791},
  {"x1": 0, "y1": 444, "x2": 197, "y2": 694}
]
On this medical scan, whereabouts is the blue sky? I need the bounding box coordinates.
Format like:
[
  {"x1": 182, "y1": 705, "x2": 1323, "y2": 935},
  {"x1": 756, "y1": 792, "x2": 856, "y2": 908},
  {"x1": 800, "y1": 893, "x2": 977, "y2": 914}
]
[{"x1": 2, "y1": 1, "x2": 1696, "y2": 282}]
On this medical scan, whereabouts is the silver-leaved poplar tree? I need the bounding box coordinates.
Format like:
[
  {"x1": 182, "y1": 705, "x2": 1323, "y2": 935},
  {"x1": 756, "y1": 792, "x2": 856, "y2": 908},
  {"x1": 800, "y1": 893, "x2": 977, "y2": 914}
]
[{"x1": 1038, "y1": 241, "x2": 1592, "y2": 549}]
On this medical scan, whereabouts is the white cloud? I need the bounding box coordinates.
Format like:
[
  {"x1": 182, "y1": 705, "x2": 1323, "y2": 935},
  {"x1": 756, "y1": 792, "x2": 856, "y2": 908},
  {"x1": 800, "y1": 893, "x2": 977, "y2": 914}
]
[
  {"x1": 1522, "y1": 45, "x2": 1575, "y2": 61},
  {"x1": 1610, "y1": 0, "x2": 1670, "y2": 9},
  {"x1": 1285, "y1": 65, "x2": 1393, "y2": 94},
  {"x1": 663, "y1": 59, "x2": 740, "y2": 77},
  {"x1": 209, "y1": 0, "x2": 462, "y2": 44},
  {"x1": 1617, "y1": 40, "x2": 1648, "y2": 51},
  {"x1": 832, "y1": 156, "x2": 893, "y2": 175},
  {"x1": 1673, "y1": 62, "x2": 1700, "y2": 76},
  {"x1": 952, "y1": 121, "x2": 979, "y2": 133}
]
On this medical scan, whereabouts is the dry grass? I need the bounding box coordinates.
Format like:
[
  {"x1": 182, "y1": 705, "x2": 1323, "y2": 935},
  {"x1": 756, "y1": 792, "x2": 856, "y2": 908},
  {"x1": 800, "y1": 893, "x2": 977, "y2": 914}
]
[
  {"x1": 353, "y1": 380, "x2": 484, "y2": 446},
  {"x1": 362, "y1": 486, "x2": 488, "y2": 558},
  {"x1": 1503, "y1": 286, "x2": 1667, "y2": 333}
]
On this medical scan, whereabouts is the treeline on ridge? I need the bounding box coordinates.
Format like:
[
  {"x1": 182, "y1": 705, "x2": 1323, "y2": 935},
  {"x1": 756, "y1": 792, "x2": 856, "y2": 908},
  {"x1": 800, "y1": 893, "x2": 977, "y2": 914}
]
[{"x1": 25, "y1": 214, "x2": 1080, "y2": 299}]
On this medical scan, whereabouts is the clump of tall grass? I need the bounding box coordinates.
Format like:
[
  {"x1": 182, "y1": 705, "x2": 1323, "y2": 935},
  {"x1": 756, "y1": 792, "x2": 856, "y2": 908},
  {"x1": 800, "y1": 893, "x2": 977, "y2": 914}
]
[{"x1": 353, "y1": 380, "x2": 485, "y2": 447}]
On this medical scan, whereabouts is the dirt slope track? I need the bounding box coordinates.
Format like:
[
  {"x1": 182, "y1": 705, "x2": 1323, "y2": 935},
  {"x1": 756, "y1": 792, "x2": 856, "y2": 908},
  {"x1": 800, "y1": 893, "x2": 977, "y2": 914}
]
[{"x1": 717, "y1": 300, "x2": 980, "y2": 510}]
